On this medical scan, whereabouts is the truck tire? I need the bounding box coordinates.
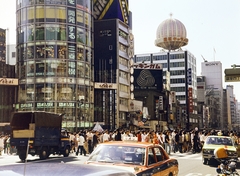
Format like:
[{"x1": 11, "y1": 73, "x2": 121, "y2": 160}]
[
  {"x1": 39, "y1": 148, "x2": 48, "y2": 160},
  {"x1": 63, "y1": 146, "x2": 70, "y2": 157},
  {"x1": 19, "y1": 152, "x2": 27, "y2": 161}
]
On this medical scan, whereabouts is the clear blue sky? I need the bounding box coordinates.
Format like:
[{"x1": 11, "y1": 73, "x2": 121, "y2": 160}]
[
  {"x1": 1, "y1": 0, "x2": 240, "y2": 101},
  {"x1": 129, "y1": 0, "x2": 240, "y2": 101}
]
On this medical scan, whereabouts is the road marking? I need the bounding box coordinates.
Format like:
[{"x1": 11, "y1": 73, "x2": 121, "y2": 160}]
[{"x1": 185, "y1": 174, "x2": 213, "y2": 176}]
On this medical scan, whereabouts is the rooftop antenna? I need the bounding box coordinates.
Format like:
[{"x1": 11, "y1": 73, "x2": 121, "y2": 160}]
[{"x1": 201, "y1": 55, "x2": 208, "y2": 62}]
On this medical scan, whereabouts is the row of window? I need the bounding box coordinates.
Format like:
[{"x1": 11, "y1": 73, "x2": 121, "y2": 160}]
[
  {"x1": 18, "y1": 44, "x2": 92, "y2": 61},
  {"x1": 17, "y1": 25, "x2": 92, "y2": 46},
  {"x1": 17, "y1": 0, "x2": 92, "y2": 10},
  {"x1": 17, "y1": 4, "x2": 92, "y2": 25},
  {"x1": 19, "y1": 60, "x2": 91, "y2": 78},
  {"x1": 137, "y1": 53, "x2": 186, "y2": 62},
  {"x1": 19, "y1": 83, "x2": 92, "y2": 102}
]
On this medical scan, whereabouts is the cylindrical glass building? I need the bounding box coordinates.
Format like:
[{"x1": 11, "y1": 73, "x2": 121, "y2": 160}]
[{"x1": 16, "y1": 0, "x2": 94, "y2": 131}]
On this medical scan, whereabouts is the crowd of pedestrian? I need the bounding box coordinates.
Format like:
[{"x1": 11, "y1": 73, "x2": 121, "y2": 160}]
[
  {"x1": 1, "y1": 128, "x2": 239, "y2": 157},
  {"x1": 68, "y1": 128, "x2": 240, "y2": 156}
]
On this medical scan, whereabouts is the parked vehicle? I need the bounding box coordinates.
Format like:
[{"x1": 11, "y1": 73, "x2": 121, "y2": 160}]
[{"x1": 10, "y1": 111, "x2": 71, "y2": 161}]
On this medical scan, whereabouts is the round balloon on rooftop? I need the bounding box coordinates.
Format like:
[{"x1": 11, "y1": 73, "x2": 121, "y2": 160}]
[{"x1": 155, "y1": 15, "x2": 188, "y2": 50}]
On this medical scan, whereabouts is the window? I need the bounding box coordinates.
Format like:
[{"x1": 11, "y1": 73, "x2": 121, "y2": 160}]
[
  {"x1": 27, "y1": 7, "x2": 34, "y2": 23},
  {"x1": 153, "y1": 147, "x2": 164, "y2": 162},
  {"x1": 45, "y1": 6, "x2": 56, "y2": 22},
  {"x1": 57, "y1": 45, "x2": 66, "y2": 59},
  {"x1": 77, "y1": 27, "x2": 85, "y2": 43},
  {"x1": 35, "y1": 24, "x2": 45, "y2": 40},
  {"x1": 12, "y1": 52, "x2": 16, "y2": 58},
  {"x1": 36, "y1": 6, "x2": 44, "y2": 22},
  {"x1": 56, "y1": 7, "x2": 66, "y2": 23},
  {"x1": 148, "y1": 148, "x2": 156, "y2": 165},
  {"x1": 77, "y1": 10, "x2": 84, "y2": 26}
]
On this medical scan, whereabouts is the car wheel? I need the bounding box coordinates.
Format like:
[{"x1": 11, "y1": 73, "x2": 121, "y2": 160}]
[
  {"x1": 63, "y1": 146, "x2": 70, "y2": 157},
  {"x1": 39, "y1": 148, "x2": 48, "y2": 160},
  {"x1": 202, "y1": 158, "x2": 208, "y2": 165}
]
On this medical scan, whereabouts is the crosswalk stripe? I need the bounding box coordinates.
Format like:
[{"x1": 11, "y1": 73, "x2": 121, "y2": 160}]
[{"x1": 184, "y1": 174, "x2": 213, "y2": 176}]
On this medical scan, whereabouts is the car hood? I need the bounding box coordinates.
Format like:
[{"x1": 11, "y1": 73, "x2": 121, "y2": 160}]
[
  {"x1": 203, "y1": 144, "x2": 236, "y2": 151},
  {"x1": 0, "y1": 163, "x2": 136, "y2": 176},
  {"x1": 85, "y1": 162, "x2": 145, "y2": 174}
]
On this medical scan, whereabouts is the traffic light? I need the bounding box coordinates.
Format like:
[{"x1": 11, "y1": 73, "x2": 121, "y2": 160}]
[{"x1": 158, "y1": 96, "x2": 163, "y2": 110}]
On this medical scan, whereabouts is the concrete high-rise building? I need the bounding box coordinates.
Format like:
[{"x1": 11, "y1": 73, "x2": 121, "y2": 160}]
[
  {"x1": 201, "y1": 61, "x2": 223, "y2": 129},
  {"x1": 16, "y1": 0, "x2": 94, "y2": 130},
  {"x1": 135, "y1": 50, "x2": 198, "y2": 129},
  {"x1": 93, "y1": 0, "x2": 132, "y2": 129}
]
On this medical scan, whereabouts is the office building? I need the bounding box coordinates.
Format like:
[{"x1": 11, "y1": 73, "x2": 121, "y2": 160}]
[
  {"x1": 201, "y1": 61, "x2": 223, "y2": 129},
  {"x1": 135, "y1": 50, "x2": 198, "y2": 129},
  {"x1": 16, "y1": 0, "x2": 94, "y2": 130}
]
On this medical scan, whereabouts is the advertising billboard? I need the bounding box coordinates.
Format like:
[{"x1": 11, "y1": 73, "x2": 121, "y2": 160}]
[
  {"x1": 132, "y1": 63, "x2": 163, "y2": 91},
  {"x1": 93, "y1": 0, "x2": 129, "y2": 25}
]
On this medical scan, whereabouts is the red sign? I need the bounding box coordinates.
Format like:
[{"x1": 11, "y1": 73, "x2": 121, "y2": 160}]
[{"x1": 188, "y1": 87, "x2": 193, "y2": 113}]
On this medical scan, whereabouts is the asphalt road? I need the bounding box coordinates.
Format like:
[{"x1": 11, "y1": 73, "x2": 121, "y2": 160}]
[{"x1": 1, "y1": 152, "x2": 240, "y2": 176}]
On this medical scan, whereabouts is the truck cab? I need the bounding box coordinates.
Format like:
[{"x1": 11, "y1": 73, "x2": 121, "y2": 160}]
[{"x1": 10, "y1": 111, "x2": 71, "y2": 161}]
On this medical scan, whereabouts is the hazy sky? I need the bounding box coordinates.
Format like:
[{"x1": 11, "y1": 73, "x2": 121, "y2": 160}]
[
  {"x1": 129, "y1": 0, "x2": 240, "y2": 101},
  {"x1": 0, "y1": 0, "x2": 240, "y2": 100}
]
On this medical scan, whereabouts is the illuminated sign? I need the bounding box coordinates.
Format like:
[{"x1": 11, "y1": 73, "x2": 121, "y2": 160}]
[
  {"x1": 119, "y1": 0, "x2": 129, "y2": 24},
  {"x1": 67, "y1": 6, "x2": 76, "y2": 42},
  {"x1": 93, "y1": 0, "x2": 112, "y2": 20},
  {"x1": 205, "y1": 63, "x2": 218, "y2": 66},
  {"x1": 133, "y1": 63, "x2": 162, "y2": 70},
  {"x1": 20, "y1": 103, "x2": 33, "y2": 108},
  {"x1": 94, "y1": 83, "x2": 117, "y2": 89},
  {"x1": 58, "y1": 102, "x2": 75, "y2": 107},
  {"x1": 36, "y1": 102, "x2": 54, "y2": 108},
  {"x1": 188, "y1": 87, "x2": 193, "y2": 113},
  {"x1": 133, "y1": 69, "x2": 163, "y2": 91},
  {"x1": 225, "y1": 75, "x2": 240, "y2": 82},
  {"x1": 0, "y1": 78, "x2": 18, "y2": 85}
]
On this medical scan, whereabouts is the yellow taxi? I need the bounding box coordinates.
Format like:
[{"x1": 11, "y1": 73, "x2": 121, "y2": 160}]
[
  {"x1": 202, "y1": 135, "x2": 238, "y2": 165},
  {"x1": 85, "y1": 137, "x2": 178, "y2": 176}
]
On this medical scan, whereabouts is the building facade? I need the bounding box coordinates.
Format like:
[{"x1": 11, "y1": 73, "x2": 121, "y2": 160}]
[
  {"x1": 0, "y1": 28, "x2": 17, "y2": 133},
  {"x1": 201, "y1": 61, "x2": 223, "y2": 129},
  {"x1": 16, "y1": 0, "x2": 94, "y2": 130},
  {"x1": 135, "y1": 50, "x2": 198, "y2": 129},
  {"x1": 226, "y1": 85, "x2": 237, "y2": 130}
]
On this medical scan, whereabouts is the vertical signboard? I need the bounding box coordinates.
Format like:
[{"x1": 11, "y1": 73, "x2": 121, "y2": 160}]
[
  {"x1": 0, "y1": 28, "x2": 6, "y2": 63},
  {"x1": 188, "y1": 87, "x2": 193, "y2": 113},
  {"x1": 67, "y1": 0, "x2": 76, "y2": 42}
]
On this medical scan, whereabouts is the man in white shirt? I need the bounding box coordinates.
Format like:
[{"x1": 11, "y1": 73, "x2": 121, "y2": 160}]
[
  {"x1": 76, "y1": 133, "x2": 86, "y2": 156},
  {"x1": 103, "y1": 130, "x2": 110, "y2": 142}
]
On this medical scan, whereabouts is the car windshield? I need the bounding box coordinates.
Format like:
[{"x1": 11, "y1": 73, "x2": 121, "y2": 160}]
[
  {"x1": 87, "y1": 145, "x2": 146, "y2": 165},
  {"x1": 205, "y1": 137, "x2": 233, "y2": 146}
]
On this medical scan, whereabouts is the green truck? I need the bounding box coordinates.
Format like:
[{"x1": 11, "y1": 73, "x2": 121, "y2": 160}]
[{"x1": 10, "y1": 111, "x2": 71, "y2": 161}]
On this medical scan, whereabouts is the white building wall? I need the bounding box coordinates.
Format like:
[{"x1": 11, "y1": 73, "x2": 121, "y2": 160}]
[{"x1": 201, "y1": 61, "x2": 223, "y2": 128}]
